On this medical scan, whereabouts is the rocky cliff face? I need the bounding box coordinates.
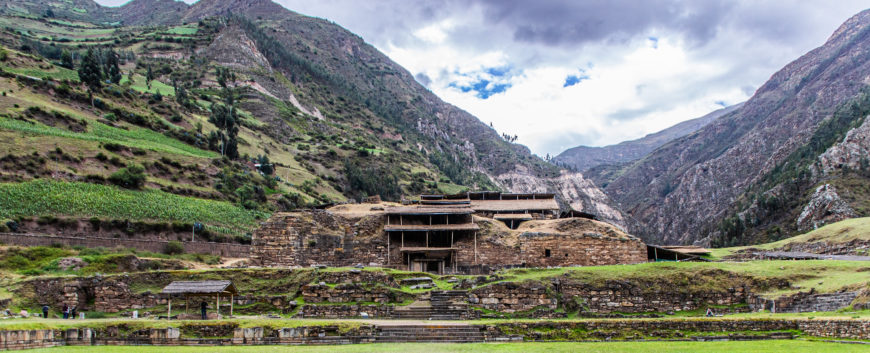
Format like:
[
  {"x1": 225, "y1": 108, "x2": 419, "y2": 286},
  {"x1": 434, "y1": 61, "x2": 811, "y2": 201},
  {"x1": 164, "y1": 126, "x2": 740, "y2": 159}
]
[
  {"x1": 555, "y1": 103, "x2": 742, "y2": 172},
  {"x1": 599, "y1": 9, "x2": 870, "y2": 245}
]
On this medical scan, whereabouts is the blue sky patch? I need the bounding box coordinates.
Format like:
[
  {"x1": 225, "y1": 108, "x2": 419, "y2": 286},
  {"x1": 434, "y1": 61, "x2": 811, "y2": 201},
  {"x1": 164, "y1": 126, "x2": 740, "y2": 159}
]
[
  {"x1": 563, "y1": 70, "x2": 590, "y2": 87},
  {"x1": 448, "y1": 65, "x2": 515, "y2": 99}
]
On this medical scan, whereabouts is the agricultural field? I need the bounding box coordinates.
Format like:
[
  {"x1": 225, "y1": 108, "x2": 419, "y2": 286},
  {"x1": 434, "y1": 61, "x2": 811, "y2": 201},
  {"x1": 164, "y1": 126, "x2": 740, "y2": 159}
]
[{"x1": 0, "y1": 179, "x2": 268, "y2": 234}]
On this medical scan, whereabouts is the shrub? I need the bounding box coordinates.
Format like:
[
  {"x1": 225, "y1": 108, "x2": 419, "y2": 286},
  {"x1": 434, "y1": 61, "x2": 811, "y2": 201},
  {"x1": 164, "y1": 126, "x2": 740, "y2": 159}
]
[
  {"x1": 164, "y1": 240, "x2": 184, "y2": 255},
  {"x1": 108, "y1": 163, "x2": 146, "y2": 189}
]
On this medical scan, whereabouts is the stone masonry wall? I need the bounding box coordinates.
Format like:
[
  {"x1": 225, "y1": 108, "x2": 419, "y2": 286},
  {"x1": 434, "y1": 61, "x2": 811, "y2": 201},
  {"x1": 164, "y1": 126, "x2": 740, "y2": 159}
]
[
  {"x1": 519, "y1": 232, "x2": 646, "y2": 267},
  {"x1": 470, "y1": 279, "x2": 751, "y2": 315},
  {"x1": 251, "y1": 212, "x2": 386, "y2": 267},
  {"x1": 301, "y1": 283, "x2": 395, "y2": 304}
]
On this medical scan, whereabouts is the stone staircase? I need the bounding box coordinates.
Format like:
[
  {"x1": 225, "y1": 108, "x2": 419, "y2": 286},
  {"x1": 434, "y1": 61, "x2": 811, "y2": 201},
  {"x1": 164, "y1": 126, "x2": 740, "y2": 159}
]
[
  {"x1": 391, "y1": 290, "x2": 471, "y2": 320},
  {"x1": 782, "y1": 291, "x2": 858, "y2": 313},
  {"x1": 374, "y1": 325, "x2": 484, "y2": 343}
]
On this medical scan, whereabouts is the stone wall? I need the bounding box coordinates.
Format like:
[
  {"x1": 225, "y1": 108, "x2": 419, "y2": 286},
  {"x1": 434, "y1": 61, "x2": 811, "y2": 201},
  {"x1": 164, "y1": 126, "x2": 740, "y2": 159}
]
[
  {"x1": 470, "y1": 278, "x2": 752, "y2": 315},
  {"x1": 470, "y1": 282, "x2": 557, "y2": 313},
  {"x1": 251, "y1": 212, "x2": 386, "y2": 267},
  {"x1": 0, "y1": 233, "x2": 249, "y2": 257},
  {"x1": 2, "y1": 319, "x2": 868, "y2": 349},
  {"x1": 518, "y1": 232, "x2": 646, "y2": 267},
  {"x1": 301, "y1": 283, "x2": 395, "y2": 304},
  {"x1": 298, "y1": 304, "x2": 393, "y2": 318}
]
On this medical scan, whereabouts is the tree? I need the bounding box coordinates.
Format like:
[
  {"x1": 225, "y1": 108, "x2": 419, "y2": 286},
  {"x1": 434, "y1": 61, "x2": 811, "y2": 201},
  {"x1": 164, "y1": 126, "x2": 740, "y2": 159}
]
[
  {"x1": 60, "y1": 50, "x2": 73, "y2": 69},
  {"x1": 208, "y1": 100, "x2": 239, "y2": 159},
  {"x1": 77, "y1": 48, "x2": 102, "y2": 91},
  {"x1": 173, "y1": 78, "x2": 189, "y2": 108},
  {"x1": 146, "y1": 65, "x2": 154, "y2": 89},
  {"x1": 104, "y1": 49, "x2": 121, "y2": 84},
  {"x1": 256, "y1": 154, "x2": 274, "y2": 175},
  {"x1": 108, "y1": 163, "x2": 147, "y2": 189}
]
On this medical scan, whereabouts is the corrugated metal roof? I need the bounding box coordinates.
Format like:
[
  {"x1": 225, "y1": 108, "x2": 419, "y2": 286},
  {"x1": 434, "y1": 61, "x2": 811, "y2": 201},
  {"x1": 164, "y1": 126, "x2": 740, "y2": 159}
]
[
  {"x1": 161, "y1": 280, "x2": 238, "y2": 295},
  {"x1": 384, "y1": 223, "x2": 479, "y2": 232},
  {"x1": 385, "y1": 206, "x2": 474, "y2": 215},
  {"x1": 470, "y1": 199, "x2": 559, "y2": 212}
]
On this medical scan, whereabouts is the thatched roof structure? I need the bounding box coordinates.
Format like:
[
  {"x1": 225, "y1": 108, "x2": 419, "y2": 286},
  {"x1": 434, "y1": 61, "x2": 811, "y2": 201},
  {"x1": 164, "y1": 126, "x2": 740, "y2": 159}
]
[{"x1": 161, "y1": 281, "x2": 238, "y2": 296}]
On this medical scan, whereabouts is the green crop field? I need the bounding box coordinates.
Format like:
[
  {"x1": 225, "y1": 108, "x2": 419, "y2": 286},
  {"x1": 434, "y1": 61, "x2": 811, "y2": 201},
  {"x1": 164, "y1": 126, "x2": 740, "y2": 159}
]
[
  {"x1": 709, "y1": 217, "x2": 870, "y2": 259},
  {"x1": 0, "y1": 179, "x2": 269, "y2": 233},
  {"x1": 19, "y1": 341, "x2": 870, "y2": 353},
  {"x1": 0, "y1": 117, "x2": 217, "y2": 158},
  {"x1": 0, "y1": 64, "x2": 79, "y2": 82},
  {"x1": 120, "y1": 74, "x2": 176, "y2": 96},
  {"x1": 166, "y1": 26, "x2": 198, "y2": 35}
]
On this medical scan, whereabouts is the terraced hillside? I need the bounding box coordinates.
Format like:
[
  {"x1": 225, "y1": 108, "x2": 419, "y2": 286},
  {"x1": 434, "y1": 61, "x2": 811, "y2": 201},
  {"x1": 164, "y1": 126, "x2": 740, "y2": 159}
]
[{"x1": 0, "y1": 0, "x2": 629, "y2": 243}]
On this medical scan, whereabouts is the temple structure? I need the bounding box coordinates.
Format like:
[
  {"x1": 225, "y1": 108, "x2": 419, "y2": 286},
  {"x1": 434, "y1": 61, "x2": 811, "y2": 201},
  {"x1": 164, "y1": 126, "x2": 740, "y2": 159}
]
[{"x1": 251, "y1": 192, "x2": 647, "y2": 274}]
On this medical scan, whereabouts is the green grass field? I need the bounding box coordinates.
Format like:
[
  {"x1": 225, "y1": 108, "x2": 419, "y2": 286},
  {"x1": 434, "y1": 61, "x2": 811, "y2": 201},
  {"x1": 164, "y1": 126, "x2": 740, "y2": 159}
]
[
  {"x1": 120, "y1": 74, "x2": 176, "y2": 96},
  {"x1": 0, "y1": 179, "x2": 269, "y2": 233},
  {"x1": 0, "y1": 117, "x2": 217, "y2": 158},
  {"x1": 19, "y1": 341, "x2": 870, "y2": 353},
  {"x1": 709, "y1": 217, "x2": 870, "y2": 259}
]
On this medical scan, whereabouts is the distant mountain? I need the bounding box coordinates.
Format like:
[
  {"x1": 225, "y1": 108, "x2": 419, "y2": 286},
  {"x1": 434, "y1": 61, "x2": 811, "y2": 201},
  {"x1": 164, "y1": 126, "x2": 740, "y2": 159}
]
[
  {"x1": 597, "y1": 9, "x2": 870, "y2": 246},
  {"x1": 554, "y1": 103, "x2": 743, "y2": 172}
]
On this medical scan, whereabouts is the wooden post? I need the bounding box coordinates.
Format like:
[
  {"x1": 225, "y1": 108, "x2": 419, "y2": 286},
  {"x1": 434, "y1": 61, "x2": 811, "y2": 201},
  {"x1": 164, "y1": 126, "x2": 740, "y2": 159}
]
[
  {"x1": 401, "y1": 232, "x2": 404, "y2": 248},
  {"x1": 450, "y1": 231, "x2": 454, "y2": 248},
  {"x1": 426, "y1": 231, "x2": 429, "y2": 248},
  {"x1": 387, "y1": 232, "x2": 390, "y2": 265},
  {"x1": 168, "y1": 298, "x2": 171, "y2": 320},
  {"x1": 474, "y1": 231, "x2": 477, "y2": 264},
  {"x1": 230, "y1": 294, "x2": 233, "y2": 317},
  {"x1": 400, "y1": 215, "x2": 403, "y2": 225},
  {"x1": 654, "y1": 247, "x2": 658, "y2": 262},
  {"x1": 216, "y1": 294, "x2": 220, "y2": 318}
]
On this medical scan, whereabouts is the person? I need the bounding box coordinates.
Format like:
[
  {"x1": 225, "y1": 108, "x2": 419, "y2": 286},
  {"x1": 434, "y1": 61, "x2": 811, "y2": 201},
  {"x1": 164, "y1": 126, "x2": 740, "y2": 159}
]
[
  {"x1": 200, "y1": 301, "x2": 207, "y2": 320},
  {"x1": 70, "y1": 306, "x2": 77, "y2": 320},
  {"x1": 62, "y1": 304, "x2": 69, "y2": 319},
  {"x1": 705, "y1": 308, "x2": 714, "y2": 317},
  {"x1": 42, "y1": 305, "x2": 49, "y2": 319}
]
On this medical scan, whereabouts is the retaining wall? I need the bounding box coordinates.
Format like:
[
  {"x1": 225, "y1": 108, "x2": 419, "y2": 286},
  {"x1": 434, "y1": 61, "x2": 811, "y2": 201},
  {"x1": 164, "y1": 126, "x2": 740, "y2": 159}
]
[
  {"x1": 1, "y1": 319, "x2": 867, "y2": 350},
  {"x1": 0, "y1": 233, "x2": 250, "y2": 257}
]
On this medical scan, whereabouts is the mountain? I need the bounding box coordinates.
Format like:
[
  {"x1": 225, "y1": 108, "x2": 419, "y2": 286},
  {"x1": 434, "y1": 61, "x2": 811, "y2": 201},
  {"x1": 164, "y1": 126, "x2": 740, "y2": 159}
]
[
  {"x1": 0, "y1": 0, "x2": 628, "y2": 239},
  {"x1": 554, "y1": 103, "x2": 743, "y2": 172},
  {"x1": 597, "y1": 9, "x2": 870, "y2": 246}
]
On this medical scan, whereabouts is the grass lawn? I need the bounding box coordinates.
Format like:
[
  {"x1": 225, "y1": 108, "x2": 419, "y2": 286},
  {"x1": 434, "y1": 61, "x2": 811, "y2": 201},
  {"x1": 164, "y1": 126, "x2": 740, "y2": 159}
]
[
  {"x1": 120, "y1": 74, "x2": 176, "y2": 96},
  {"x1": 20, "y1": 341, "x2": 870, "y2": 353}
]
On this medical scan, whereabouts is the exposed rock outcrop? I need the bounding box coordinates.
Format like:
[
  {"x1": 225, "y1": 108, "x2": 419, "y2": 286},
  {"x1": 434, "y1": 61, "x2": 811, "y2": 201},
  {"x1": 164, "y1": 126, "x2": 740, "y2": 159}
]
[{"x1": 796, "y1": 184, "x2": 857, "y2": 231}]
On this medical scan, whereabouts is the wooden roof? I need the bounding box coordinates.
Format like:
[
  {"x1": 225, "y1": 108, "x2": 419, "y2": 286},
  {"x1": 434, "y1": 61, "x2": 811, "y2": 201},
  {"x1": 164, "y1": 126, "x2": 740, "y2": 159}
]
[
  {"x1": 384, "y1": 223, "x2": 479, "y2": 232},
  {"x1": 161, "y1": 281, "x2": 238, "y2": 295},
  {"x1": 470, "y1": 199, "x2": 559, "y2": 212},
  {"x1": 385, "y1": 206, "x2": 474, "y2": 215}
]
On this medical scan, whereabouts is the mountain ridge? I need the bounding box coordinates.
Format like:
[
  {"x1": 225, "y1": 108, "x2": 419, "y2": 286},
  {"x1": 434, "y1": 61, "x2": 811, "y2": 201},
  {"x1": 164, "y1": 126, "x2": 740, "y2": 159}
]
[{"x1": 554, "y1": 103, "x2": 743, "y2": 172}]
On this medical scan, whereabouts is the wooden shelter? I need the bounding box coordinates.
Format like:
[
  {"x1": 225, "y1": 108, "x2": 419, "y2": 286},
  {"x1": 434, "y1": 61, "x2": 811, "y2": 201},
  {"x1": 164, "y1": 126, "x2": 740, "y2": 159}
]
[{"x1": 161, "y1": 280, "x2": 238, "y2": 319}]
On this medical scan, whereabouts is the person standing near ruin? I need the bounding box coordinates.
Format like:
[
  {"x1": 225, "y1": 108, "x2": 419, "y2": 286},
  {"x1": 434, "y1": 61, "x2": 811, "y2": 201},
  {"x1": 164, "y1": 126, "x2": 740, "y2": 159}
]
[
  {"x1": 70, "y1": 306, "x2": 77, "y2": 320},
  {"x1": 42, "y1": 305, "x2": 48, "y2": 319},
  {"x1": 62, "y1": 304, "x2": 69, "y2": 319},
  {"x1": 200, "y1": 301, "x2": 207, "y2": 320}
]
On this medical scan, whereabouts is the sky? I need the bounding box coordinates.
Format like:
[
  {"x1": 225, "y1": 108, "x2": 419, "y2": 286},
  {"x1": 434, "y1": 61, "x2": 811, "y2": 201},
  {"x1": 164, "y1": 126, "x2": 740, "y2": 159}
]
[{"x1": 95, "y1": 0, "x2": 870, "y2": 156}]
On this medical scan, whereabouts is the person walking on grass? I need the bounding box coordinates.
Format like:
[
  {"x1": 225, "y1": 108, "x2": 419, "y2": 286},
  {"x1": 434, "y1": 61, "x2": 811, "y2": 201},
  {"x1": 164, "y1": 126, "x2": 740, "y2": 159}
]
[
  {"x1": 201, "y1": 301, "x2": 207, "y2": 320},
  {"x1": 42, "y1": 305, "x2": 48, "y2": 319},
  {"x1": 62, "y1": 304, "x2": 69, "y2": 319},
  {"x1": 71, "y1": 306, "x2": 77, "y2": 320}
]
